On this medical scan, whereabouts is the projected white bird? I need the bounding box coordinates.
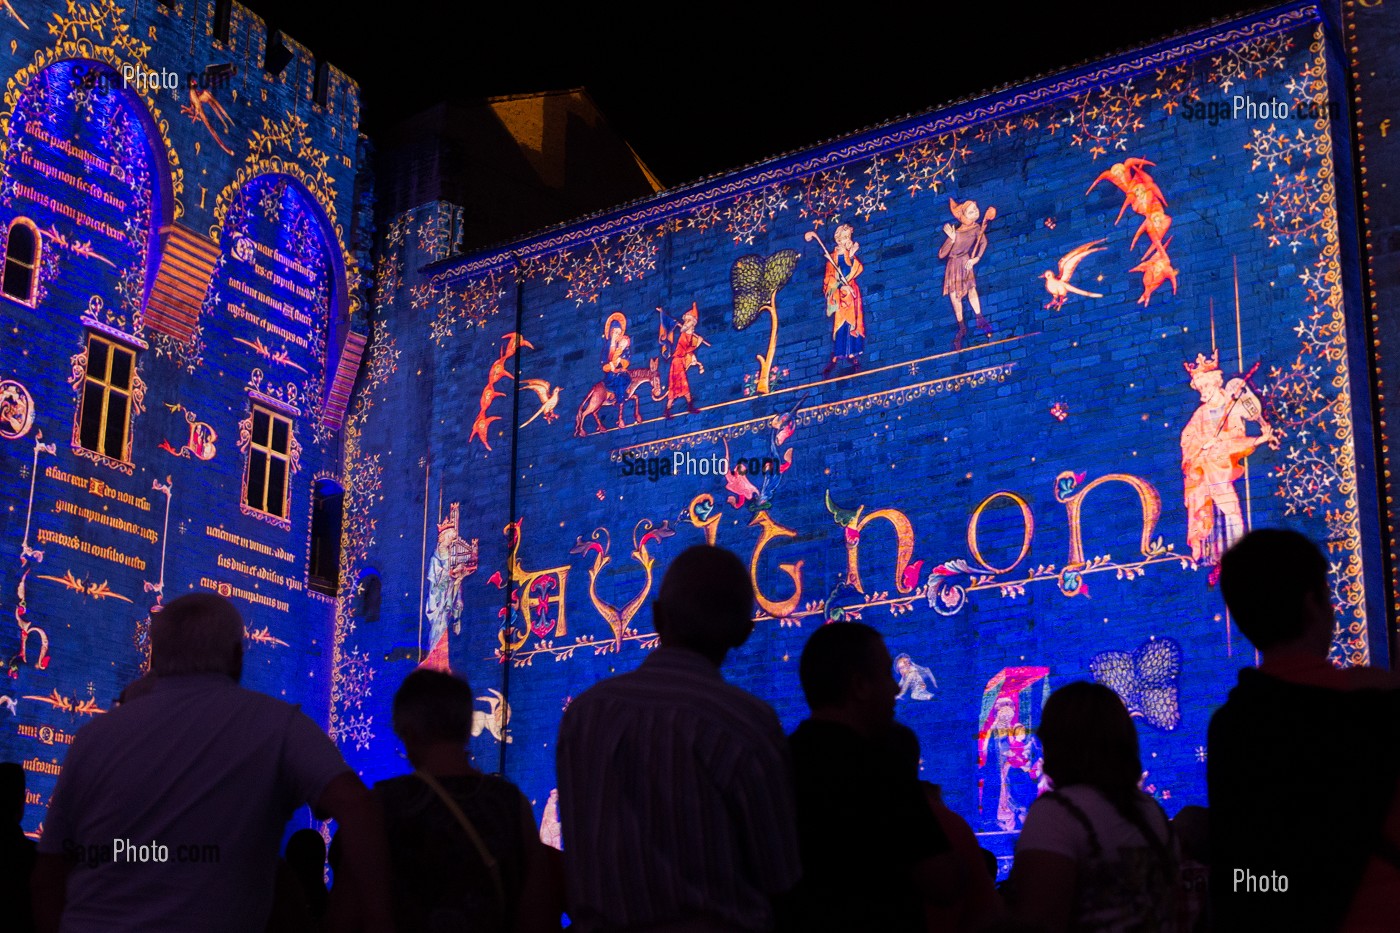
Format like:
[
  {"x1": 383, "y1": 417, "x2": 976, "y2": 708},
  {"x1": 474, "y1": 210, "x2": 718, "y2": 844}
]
[
  {"x1": 519, "y1": 379, "x2": 561, "y2": 428},
  {"x1": 1042, "y1": 239, "x2": 1108, "y2": 311}
]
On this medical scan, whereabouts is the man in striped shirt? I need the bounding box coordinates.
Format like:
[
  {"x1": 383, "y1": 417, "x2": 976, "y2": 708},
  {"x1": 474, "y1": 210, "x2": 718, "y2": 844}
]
[{"x1": 557, "y1": 545, "x2": 801, "y2": 933}]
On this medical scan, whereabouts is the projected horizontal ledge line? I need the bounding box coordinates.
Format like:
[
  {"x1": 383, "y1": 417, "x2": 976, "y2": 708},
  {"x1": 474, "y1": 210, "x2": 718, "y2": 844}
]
[{"x1": 611, "y1": 362, "x2": 1017, "y2": 459}]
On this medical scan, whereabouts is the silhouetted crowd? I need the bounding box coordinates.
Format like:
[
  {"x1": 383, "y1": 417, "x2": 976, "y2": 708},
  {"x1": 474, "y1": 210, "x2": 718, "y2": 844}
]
[{"x1": 3, "y1": 531, "x2": 1398, "y2": 932}]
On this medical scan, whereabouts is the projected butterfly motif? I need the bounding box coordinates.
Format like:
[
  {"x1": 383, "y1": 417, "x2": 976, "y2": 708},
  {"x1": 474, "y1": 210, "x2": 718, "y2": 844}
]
[{"x1": 1089, "y1": 637, "x2": 1182, "y2": 731}]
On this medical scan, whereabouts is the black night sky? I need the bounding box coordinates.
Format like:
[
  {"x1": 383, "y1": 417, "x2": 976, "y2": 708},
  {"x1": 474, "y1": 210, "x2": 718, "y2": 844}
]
[{"x1": 249, "y1": 1, "x2": 1265, "y2": 188}]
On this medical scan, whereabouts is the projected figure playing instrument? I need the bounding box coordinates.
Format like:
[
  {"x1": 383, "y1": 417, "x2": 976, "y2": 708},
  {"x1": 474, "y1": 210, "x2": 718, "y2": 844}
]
[
  {"x1": 805, "y1": 224, "x2": 865, "y2": 377},
  {"x1": 938, "y1": 198, "x2": 996, "y2": 350},
  {"x1": 656, "y1": 302, "x2": 706, "y2": 417},
  {"x1": 422, "y1": 503, "x2": 478, "y2": 669},
  {"x1": 1180, "y1": 352, "x2": 1277, "y2": 575},
  {"x1": 180, "y1": 75, "x2": 235, "y2": 156}
]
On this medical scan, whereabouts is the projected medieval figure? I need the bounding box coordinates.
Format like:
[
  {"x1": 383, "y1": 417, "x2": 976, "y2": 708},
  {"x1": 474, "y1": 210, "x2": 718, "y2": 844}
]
[
  {"x1": 574, "y1": 313, "x2": 664, "y2": 434},
  {"x1": 939, "y1": 198, "x2": 996, "y2": 350},
  {"x1": 657, "y1": 302, "x2": 705, "y2": 417},
  {"x1": 979, "y1": 667, "x2": 1048, "y2": 831},
  {"x1": 805, "y1": 224, "x2": 865, "y2": 376},
  {"x1": 471, "y1": 333, "x2": 532, "y2": 450},
  {"x1": 894, "y1": 654, "x2": 936, "y2": 700},
  {"x1": 422, "y1": 503, "x2": 478, "y2": 669},
  {"x1": 540, "y1": 789, "x2": 562, "y2": 849},
  {"x1": 1179, "y1": 352, "x2": 1276, "y2": 575}
]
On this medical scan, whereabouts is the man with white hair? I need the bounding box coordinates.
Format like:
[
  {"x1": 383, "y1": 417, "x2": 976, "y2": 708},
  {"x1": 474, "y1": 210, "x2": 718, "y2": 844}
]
[{"x1": 31, "y1": 593, "x2": 393, "y2": 932}]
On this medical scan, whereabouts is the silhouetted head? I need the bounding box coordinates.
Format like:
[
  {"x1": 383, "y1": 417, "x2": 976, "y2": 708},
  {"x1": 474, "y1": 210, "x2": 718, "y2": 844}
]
[
  {"x1": 150, "y1": 593, "x2": 244, "y2": 682},
  {"x1": 0, "y1": 761, "x2": 24, "y2": 825},
  {"x1": 392, "y1": 669, "x2": 475, "y2": 755},
  {"x1": 115, "y1": 673, "x2": 158, "y2": 706},
  {"x1": 652, "y1": 545, "x2": 755, "y2": 664},
  {"x1": 1173, "y1": 805, "x2": 1210, "y2": 864},
  {"x1": 799, "y1": 622, "x2": 897, "y2": 734},
  {"x1": 885, "y1": 721, "x2": 922, "y2": 781},
  {"x1": 394, "y1": 669, "x2": 481, "y2": 767},
  {"x1": 1038, "y1": 681, "x2": 1140, "y2": 796},
  {"x1": 1220, "y1": 529, "x2": 1332, "y2": 655},
  {"x1": 285, "y1": 828, "x2": 328, "y2": 885}
]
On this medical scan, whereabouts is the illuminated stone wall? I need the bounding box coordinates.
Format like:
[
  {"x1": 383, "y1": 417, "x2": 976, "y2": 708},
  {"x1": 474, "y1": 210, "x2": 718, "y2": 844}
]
[
  {"x1": 0, "y1": 0, "x2": 365, "y2": 832},
  {"x1": 350, "y1": 5, "x2": 1387, "y2": 866}
]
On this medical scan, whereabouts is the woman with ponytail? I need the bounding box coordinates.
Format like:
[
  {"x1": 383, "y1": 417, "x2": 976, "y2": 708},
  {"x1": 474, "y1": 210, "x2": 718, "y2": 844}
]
[{"x1": 1008, "y1": 681, "x2": 1181, "y2": 932}]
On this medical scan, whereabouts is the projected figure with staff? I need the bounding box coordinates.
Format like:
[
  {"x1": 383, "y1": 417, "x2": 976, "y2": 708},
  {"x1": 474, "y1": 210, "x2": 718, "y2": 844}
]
[
  {"x1": 805, "y1": 223, "x2": 865, "y2": 377},
  {"x1": 939, "y1": 198, "x2": 996, "y2": 350},
  {"x1": 1180, "y1": 351, "x2": 1277, "y2": 579}
]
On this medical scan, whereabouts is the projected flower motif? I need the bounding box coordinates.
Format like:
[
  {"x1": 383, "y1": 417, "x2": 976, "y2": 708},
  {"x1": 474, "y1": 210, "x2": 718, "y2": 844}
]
[
  {"x1": 458, "y1": 272, "x2": 505, "y2": 328},
  {"x1": 1248, "y1": 29, "x2": 1364, "y2": 664},
  {"x1": 520, "y1": 250, "x2": 571, "y2": 286},
  {"x1": 334, "y1": 649, "x2": 375, "y2": 710},
  {"x1": 384, "y1": 215, "x2": 411, "y2": 250},
  {"x1": 361, "y1": 325, "x2": 400, "y2": 396},
  {"x1": 1245, "y1": 123, "x2": 1322, "y2": 173},
  {"x1": 853, "y1": 155, "x2": 890, "y2": 220},
  {"x1": 415, "y1": 206, "x2": 461, "y2": 261},
  {"x1": 258, "y1": 183, "x2": 283, "y2": 224},
  {"x1": 724, "y1": 185, "x2": 791, "y2": 245},
  {"x1": 1089, "y1": 638, "x2": 1182, "y2": 731},
  {"x1": 1206, "y1": 34, "x2": 1293, "y2": 93},
  {"x1": 561, "y1": 239, "x2": 611, "y2": 305},
  {"x1": 1057, "y1": 81, "x2": 1147, "y2": 160},
  {"x1": 151, "y1": 328, "x2": 206, "y2": 375},
  {"x1": 686, "y1": 203, "x2": 723, "y2": 232},
  {"x1": 1049, "y1": 401, "x2": 1069, "y2": 422},
  {"x1": 374, "y1": 253, "x2": 403, "y2": 309},
  {"x1": 1253, "y1": 170, "x2": 1327, "y2": 253},
  {"x1": 609, "y1": 225, "x2": 660, "y2": 283},
  {"x1": 337, "y1": 713, "x2": 374, "y2": 752},
  {"x1": 409, "y1": 282, "x2": 436, "y2": 311},
  {"x1": 429, "y1": 269, "x2": 508, "y2": 346},
  {"x1": 798, "y1": 169, "x2": 853, "y2": 228},
  {"x1": 893, "y1": 131, "x2": 969, "y2": 197}
]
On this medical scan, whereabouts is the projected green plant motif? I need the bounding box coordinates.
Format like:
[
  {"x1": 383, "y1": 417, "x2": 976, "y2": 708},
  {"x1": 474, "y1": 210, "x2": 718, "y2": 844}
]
[{"x1": 731, "y1": 248, "x2": 800, "y2": 395}]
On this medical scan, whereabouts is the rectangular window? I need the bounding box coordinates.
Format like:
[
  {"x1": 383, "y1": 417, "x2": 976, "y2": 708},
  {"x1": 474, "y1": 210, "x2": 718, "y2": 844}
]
[
  {"x1": 244, "y1": 405, "x2": 293, "y2": 519},
  {"x1": 77, "y1": 334, "x2": 137, "y2": 462}
]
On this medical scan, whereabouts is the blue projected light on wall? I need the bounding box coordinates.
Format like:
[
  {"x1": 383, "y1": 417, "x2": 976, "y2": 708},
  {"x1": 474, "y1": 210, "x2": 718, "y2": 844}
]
[{"x1": 338, "y1": 10, "x2": 1380, "y2": 866}]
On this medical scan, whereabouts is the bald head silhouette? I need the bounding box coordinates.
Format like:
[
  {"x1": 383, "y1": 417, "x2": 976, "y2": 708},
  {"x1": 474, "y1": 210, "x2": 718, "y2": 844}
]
[{"x1": 653, "y1": 545, "x2": 755, "y2": 665}]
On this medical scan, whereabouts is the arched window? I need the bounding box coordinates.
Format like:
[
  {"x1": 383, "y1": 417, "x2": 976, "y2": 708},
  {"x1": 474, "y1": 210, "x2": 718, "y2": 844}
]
[
  {"x1": 308, "y1": 478, "x2": 344, "y2": 596},
  {"x1": 2, "y1": 218, "x2": 40, "y2": 306}
]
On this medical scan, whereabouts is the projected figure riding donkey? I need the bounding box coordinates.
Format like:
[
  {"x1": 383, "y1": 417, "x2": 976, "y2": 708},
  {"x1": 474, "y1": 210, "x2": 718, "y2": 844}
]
[{"x1": 575, "y1": 313, "x2": 665, "y2": 435}]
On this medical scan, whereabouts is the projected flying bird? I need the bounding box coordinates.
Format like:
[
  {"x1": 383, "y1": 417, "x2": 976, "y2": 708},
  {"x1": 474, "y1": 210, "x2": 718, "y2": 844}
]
[
  {"x1": 519, "y1": 379, "x2": 561, "y2": 427},
  {"x1": 1042, "y1": 239, "x2": 1107, "y2": 310}
]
